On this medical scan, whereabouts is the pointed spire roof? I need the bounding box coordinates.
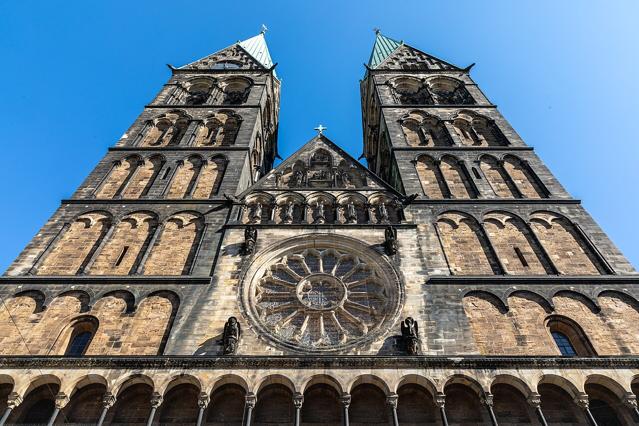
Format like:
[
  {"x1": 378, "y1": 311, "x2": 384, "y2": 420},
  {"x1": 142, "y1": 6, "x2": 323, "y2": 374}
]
[
  {"x1": 368, "y1": 31, "x2": 403, "y2": 69},
  {"x1": 238, "y1": 32, "x2": 274, "y2": 69}
]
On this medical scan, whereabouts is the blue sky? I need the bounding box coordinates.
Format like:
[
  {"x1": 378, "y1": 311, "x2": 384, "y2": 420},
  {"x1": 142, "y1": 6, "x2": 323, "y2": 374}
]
[{"x1": 0, "y1": 1, "x2": 638, "y2": 271}]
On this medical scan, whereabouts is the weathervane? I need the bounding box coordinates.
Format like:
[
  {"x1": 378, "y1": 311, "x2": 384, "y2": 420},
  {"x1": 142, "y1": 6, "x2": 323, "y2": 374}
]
[
  {"x1": 261, "y1": 24, "x2": 268, "y2": 34},
  {"x1": 373, "y1": 27, "x2": 381, "y2": 34},
  {"x1": 314, "y1": 124, "x2": 327, "y2": 135}
]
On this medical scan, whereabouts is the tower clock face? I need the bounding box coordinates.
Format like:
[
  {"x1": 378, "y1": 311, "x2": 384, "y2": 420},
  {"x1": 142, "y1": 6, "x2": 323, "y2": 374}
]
[{"x1": 241, "y1": 235, "x2": 402, "y2": 352}]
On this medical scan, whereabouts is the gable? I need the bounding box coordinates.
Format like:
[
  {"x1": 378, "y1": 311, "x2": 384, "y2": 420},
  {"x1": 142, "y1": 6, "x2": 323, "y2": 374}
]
[
  {"x1": 377, "y1": 44, "x2": 459, "y2": 71},
  {"x1": 244, "y1": 135, "x2": 398, "y2": 194},
  {"x1": 180, "y1": 44, "x2": 265, "y2": 71}
]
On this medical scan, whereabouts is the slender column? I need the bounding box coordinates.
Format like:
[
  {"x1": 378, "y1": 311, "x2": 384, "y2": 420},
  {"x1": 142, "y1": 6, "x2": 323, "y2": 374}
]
[
  {"x1": 435, "y1": 393, "x2": 448, "y2": 426},
  {"x1": 96, "y1": 391, "x2": 116, "y2": 426},
  {"x1": 0, "y1": 392, "x2": 22, "y2": 426},
  {"x1": 622, "y1": 392, "x2": 639, "y2": 422},
  {"x1": 482, "y1": 393, "x2": 498, "y2": 426},
  {"x1": 293, "y1": 392, "x2": 304, "y2": 426},
  {"x1": 387, "y1": 393, "x2": 399, "y2": 426},
  {"x1": 196, "y1": 392, "x2": 210, "y2": 426},
  {"x1": 576, "y1": 392, "x2": 598, "y2": 426},
  {"x1": 47, "y1": 392, "x2": 69, "y2": 426},
  {"x1": 527, "y1": 393, "x2": 548, "y2": 426},
  {"x1": 339, "y1": 393, "x2": 351, "y2": 426},
  {"x1": 243, "y1": 392, "x2": 256, "y2": 426},
  {"x1": 443, "y1": 122, "x2": 462, "y2": 146},
  {"x1": 146, "y1": 392, "x2": 162, "y2": 426}
]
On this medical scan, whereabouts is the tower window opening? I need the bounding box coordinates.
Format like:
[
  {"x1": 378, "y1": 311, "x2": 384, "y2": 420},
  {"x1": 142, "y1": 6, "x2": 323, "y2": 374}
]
[
  {"x1": 66, "y1": 331, "x2": 93, "y2": 356},
  {"x1": 472, "y1": 167, "x2": 481, "y2": 179},
  {"x1": 551, "y1": 331, "x2": 577, "y2": 357},
  {"x1": 162, "y1": 167, "x2": 171, "y2": 180},
  {"x1": 114, "y1": 246, "x2": 130, "y2": 267},
  {"x1": 514, "y1": 246, "x2": 528, "y2": 267}
]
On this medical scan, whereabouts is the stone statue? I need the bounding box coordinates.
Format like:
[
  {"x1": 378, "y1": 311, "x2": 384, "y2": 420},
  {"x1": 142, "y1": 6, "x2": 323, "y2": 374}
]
[
  {"x1": 283, "y1": 202, "x2": 295, "y2": 223},
  {"x1": 250, "y1": 203, "x2": 262, "y2": 223},
  {"x1": 401, "y1": 317, "x2": 420, "y2": 355},
  {"x1": 378, "y1": 202, "x2": 389, "y2": 223},
  {"x1": 384, "y1": 226, "x2": 398, "y2": 255},
  {"x1": 223, "y1": 316, "x2": 241, "y2": 355},
  {"x1": 345, "y1": 202, "x2": 357, "y2": 223},
  {"x1": 243, "y1": 226, "x2": 257, "y2": 255},
  {"x1": 314, "y1": 202, "x2": 326, "y2": 224},
  {"x1": 291, "y1": 170, "x2": 304, "y2": 187}
]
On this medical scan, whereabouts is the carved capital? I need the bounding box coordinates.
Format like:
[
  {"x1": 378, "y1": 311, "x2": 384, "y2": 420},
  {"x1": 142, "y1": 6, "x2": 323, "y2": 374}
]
[
  {"x1": 150, "y1": 391, "x2": 163, "y2": 408},
  {"x1": 245, "y1": 392, "x2": 257, "y2": 409},
  {"x1": 575, "y1": 392, "x2": 589, "y2": 410},
  {"x1": 293, "y1": 392, "x2": 304, "y2": 409},
  {"x1": 54, "y1": 392, "x2": 69, "y2": 409},
  {"x1": 198, "y1": 392, "x2": 210, "y2": 409},
  {"x1": 102, "y1": 391, "x2": 116, "y2": 409},
  {"x1": 481, "y1": 392, "x2": 494, "y2": 407},
  {"x1": 6, "y1": 392, "x2": 22, "y2": 409},
  {"x1": 386, "y1": 393, "x2": 398, "y2": 409},
  {"x1": 623, "y1": 392, "x2": 637, "y2": 409},
  {"x1": 527, "y1": 392, "x2": 541, "y2": 409},
  {"x1": 434, "y1": 392, "x2": 446, "y2": 408},
  {"x1": 339, "y1": 393, "x2": 351, "y2": 408}
]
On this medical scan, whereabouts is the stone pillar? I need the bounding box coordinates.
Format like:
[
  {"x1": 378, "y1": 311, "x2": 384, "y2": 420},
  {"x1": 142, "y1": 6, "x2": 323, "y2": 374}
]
[
  {"x1": 47, "y1": 392, "x2": 69, "y2": 426},
  {"x1": 435, "y1": 392, "x2": 449, "y2": 426},
  {"x1": 576, "y1": 392, "x2": 598, "y2": 426},
  {"x1": 293, "y1": 392, "x2": 304, "y2": 426},
  {"x1": 0, "y1": 392, "x2": 22, "y2": 426},
  {"x1": 339, "y1": 393, "x2": 351, "y2": 426},
  {"x1": 387, "y1": 393, "x2": 399, "y2": 426},
  {"x1": 195, "y1": 392, "x2": 209, "y2": 426},
  {"x1": 623, "y1": 392, "x2": 639, "y2": 422},
  {"x1": 243, "y1": 392, "x2": 256, "y2": 426},
  {"x1": 482, "y1": 393, "x2": 498, "y2": 426},
  {"x1": 146, "y1": 392, "x2": 162, "y2": 426},
  {"x1": 527, "y1": 393, "x2": 548, "y2": 426},
  {"x1": 96, "y1": 391, "x2": 116, "y2": 426}
]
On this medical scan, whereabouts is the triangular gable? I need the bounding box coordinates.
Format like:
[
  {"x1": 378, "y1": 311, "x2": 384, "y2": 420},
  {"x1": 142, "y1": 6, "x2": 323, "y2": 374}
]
[
  {"x1": 376, "y1": 44, "x2": 460, "y2": 71},
  {"x1": 240, "y1": 134, "x2": 402, "y2": 196},
  {"x1": 180, "y1": 33, "x2": 275, "y2": 73}
]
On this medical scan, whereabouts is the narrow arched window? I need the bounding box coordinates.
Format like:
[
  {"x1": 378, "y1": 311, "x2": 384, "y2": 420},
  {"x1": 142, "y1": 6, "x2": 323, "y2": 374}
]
[
  {"x1": 66, "y1": 331, "x2": 93, "y2": 356},
  {"x1": 551, "y1": 331, "x2": 577, "y2": 356},
  {"x1": 547, "y1": 316, "x2": 596, "y2": 357}
]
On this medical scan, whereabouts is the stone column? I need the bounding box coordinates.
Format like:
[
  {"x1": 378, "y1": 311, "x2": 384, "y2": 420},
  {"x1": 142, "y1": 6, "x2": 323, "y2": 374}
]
[
  {"x1": 47, "y1": 392, "x2": 69, "y2": 426},
  {"x1": 527, "y1": 393, "x2": 548, "y2": 426},
  {"x1": 623, "y1": 392, "x2": 639, "y2": 421},
  {"x1": 196, "y1": 392, "x2": 209, "y2": 426},
  {"x1": 0, "y1": 392, "x2": 22, "y2": 426},
  {"x1": 482, "y1": 393, "x2": 498, "y2": 426},
  {"x1": 243, "y1": 392, "x2": 256, "y2": 426},
  {"x1": 435, "y1": 392, "x2": 449, "y2": 426},
  {"x1": 146, "y1": 392, "x2": 162, "y2": 426},
  {"x1": 293, "y1": 392, "x2": 304, "y2": 426},
  {"x1": 576, "y1": 392, "x2": 598, "y2": 426},
  {"x1": 96, "y1": 391, "x2": 116, "y2": 426},
  {"x1": 387, "y1": 393, "x2": 399, "y2": 426},
  {"x1": 339, "y1": 393, "x2": 351, "y2": 426}
]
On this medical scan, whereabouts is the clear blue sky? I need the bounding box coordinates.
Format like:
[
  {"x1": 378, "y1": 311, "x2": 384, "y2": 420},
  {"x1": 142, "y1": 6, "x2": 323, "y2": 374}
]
[{"x1": 1, "y1": 1, "x2": 638, "y2": 271}]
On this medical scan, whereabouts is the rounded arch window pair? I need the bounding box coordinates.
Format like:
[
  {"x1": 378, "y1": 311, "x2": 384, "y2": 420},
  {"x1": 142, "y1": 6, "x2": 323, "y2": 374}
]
[{"x1": 241, "y1": 235, "x2": 402, "y2": 353}]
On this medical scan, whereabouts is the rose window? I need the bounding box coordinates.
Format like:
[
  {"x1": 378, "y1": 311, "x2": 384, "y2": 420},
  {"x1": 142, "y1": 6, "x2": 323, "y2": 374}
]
[{"x1": 242, "y1": 237, "x2": 401, "y2": 352}]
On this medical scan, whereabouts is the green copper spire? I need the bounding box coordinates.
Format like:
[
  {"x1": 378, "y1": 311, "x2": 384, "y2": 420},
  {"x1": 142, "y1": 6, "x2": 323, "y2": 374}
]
[
  {"x1": 239, "y1": 32, "x2": 274, "y2": 70},
  {"x1": 368, "y1": 30, "x2": 402, "y2": 69}
]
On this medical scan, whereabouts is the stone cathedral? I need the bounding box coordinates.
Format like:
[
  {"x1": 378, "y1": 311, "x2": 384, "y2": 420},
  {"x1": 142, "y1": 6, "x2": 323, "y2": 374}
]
[{"x1": 0, "y1": 29, "x2": 638, "y2": 426}]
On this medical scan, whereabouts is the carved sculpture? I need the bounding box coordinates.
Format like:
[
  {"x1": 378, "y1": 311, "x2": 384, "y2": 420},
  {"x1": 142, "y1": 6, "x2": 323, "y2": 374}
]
[
  {"x1": 282, "y1": 202, "x2": 295, "y2": 223},
  {"x1": 384, "y1": 226, "x2": 398, "y2": 255},
  {"x1": 223, "y1": 316, "x2": 241, "y2": 355},
  {"x1": 314, "y1": 202, "x2": 326, "y2": 224},
  {"x1": 250, "y1": 203, "x2": 262, "y2": 224},
  {"x1": 243, "y1": 226, "x2": 257, "y2": 255},
  {"x1": 401, "y1": 317, "x2": 420, "y2": 355},
  {"x1": 378, "y1": 202, "x2": 389, "y2": 223},
  {"x1": 345, "y1": 202, "x2": 357, "y2": 224}
]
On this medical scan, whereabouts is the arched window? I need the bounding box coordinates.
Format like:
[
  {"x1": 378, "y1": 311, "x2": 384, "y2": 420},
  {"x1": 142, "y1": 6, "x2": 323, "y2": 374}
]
[
  {"x1": 220, "y1": 78, "x2": 251, "y2": 105},
  {"x1": 64, "y1": 318, "x2": 98, "y2": 356},
  {"x1": 139, "y1": 112, "x2": 190, "y2": 147},
  {"x1": 389, "y1": 77, "x2": 433, "y2": 105},
  {"x1": 428, "y1": 77, "x2": 474, "y2": 105},
  {"x1": 184, "y1": 79, "x2": 214, "y2": 105},
  {"x1": 95, "y1": 156, "x2": 140, "y2": 199},
  {"x1": 547, "y1": 316, "x2": 596, "y2": 356}
]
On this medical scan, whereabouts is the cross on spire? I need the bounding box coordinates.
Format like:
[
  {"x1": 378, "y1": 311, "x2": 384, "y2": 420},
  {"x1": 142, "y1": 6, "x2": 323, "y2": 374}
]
[
  {"x1": 373, "y1": 27, "x2": 381, "y2": 34},
  {"x1": 314, "y1": 124, "x2": 327, "y2": 134},
  {"x1": 261, "y1": 24, "x2": 268, "y2": 34}
]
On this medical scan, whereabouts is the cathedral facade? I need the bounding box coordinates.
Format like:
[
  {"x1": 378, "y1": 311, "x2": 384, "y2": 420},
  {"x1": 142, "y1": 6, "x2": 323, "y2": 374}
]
[{"x1": 0, "y1": 30, "x2": 638, "y2": 425}]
